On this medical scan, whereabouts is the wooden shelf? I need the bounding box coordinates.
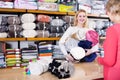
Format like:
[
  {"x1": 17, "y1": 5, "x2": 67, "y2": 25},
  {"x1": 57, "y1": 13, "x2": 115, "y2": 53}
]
[
  {"x1": 68, "y1": 12, "x2": 109, "y2": 18},
  {"x1": 27, "y1": 37, "x2": 60, "y2": 41},
  {"x1": 67, "y1": 12, "x2": 76, "y2": 16},
  {"x1": 88, "y1": 14, "x2": 109, "y2": 18},
  {"x1": 0, "y1": 38, "x2": 26, "y2": 41},
  {"x1": 0, "y1": 8, "x2": 26, "y2": 13},
  {"x1": 0, "y1": 8, "x2": 108, "y2": 18},
  {"x1": 0, "y1": 37, "x2": 105, "y2": 41},
  {"x1": 27, "y1": 9, "x2": 109, "y2": 18},
  {"x1": 0, "y1": 37, "x2": 60, "y2": 41},
  {"x1": 27, "y1": 9, "x2": 67, "y2": 15},
  {"x1": 68, "y1": 11, "x2": 109, "y2": 18},
  {"x1": 0, "y1": 8, "x2": 107, "y2": 42}
]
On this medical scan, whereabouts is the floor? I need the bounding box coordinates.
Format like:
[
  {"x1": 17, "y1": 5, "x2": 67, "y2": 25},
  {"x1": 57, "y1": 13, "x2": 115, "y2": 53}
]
[{"x1": 0, "y1": 61, "x2": 103, "y2": 80}]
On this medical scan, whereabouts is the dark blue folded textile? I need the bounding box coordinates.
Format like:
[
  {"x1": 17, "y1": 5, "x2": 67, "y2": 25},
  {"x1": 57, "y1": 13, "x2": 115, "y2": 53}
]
[
  {"x1": 80, "y1": 52, "x2": 97, "y2": 62},
  {"x1": 78, "y1": 40, "x2": 92, "y2": 49},
  {"x1": 78, "y1": 40, "x2": 97, "y2": 62}
]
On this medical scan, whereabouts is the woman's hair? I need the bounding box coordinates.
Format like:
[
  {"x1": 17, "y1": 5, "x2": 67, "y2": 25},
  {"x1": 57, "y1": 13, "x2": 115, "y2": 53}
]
[
  {"x1": 73, "y1": 9, "x2": 88, "y2": 28},
  {"x1": 106, "y1": 0, "x2": 120, "y2": 15}
]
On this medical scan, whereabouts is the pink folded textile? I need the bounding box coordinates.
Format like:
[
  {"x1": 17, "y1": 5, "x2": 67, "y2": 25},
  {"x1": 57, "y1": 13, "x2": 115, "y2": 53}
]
[
  {"x1": 86, "y1": 30, "x2": 99, "y2": 46},
  {"x1": 38, "y1": 2, "x2": 58, "y2": 11},
  {"x1": 14, "y1": 0, "x2": 37, "y2": 9},
  {"x1": 0, "y1": 1, "x2": 13, "y2": 8},
  {"x1": 38, "y1": 0, "x2": 57, "y2": 3}
]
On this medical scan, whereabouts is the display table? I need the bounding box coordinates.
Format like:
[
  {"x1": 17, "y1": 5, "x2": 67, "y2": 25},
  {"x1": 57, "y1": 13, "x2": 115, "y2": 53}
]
[{"x1": 0, "y1": 61, "x2": 103, "y2": 80}]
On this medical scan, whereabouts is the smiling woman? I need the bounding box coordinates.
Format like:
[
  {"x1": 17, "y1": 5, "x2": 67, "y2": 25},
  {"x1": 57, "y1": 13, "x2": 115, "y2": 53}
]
[{"x1": 59, "y1": 9, "x2": 99, "y2": 62}]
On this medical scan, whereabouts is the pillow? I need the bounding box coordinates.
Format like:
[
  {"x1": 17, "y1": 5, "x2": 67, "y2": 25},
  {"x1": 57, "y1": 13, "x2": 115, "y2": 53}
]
[
  {"x1": 70, "y1": 47, "x2": 85, "y2": 60},
  {"x1": 22, "y1": 30, "x2": 37, "y2": 38},
  {"x1": 0, "y1": 32, "x2": 7, "y2": 38},
  {"x1": 22, "y1": 23, "x2": 36, "y2": 30},
  {"x1": 21, "y1": 13, "x2": 36, "y2": 23},
  {"x1": 50, "y1": 17, "x2": 64, "y2": 26}
]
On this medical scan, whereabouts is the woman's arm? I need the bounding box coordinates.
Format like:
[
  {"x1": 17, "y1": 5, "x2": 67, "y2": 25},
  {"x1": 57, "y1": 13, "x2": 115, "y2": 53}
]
[
  {"x1": 59, "y1": 27, "x2": 77, "y2": 55},
  {"x1": 98, "y1": 27, "x2": 118, "y2": 66},
  {"x1": 85, "y1": 43, "x2": 99, "y2": 56},
  {"x1": 59, "y1": 27, "x2": 76, "y2": 61}
]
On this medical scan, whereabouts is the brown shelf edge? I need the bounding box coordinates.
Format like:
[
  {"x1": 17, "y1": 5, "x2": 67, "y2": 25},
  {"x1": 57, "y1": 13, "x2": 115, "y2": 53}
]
[
  {"x1": 27, "y1": 37, "x2": 60, "y2": 41},
  {"x1": 0, "y1": 8, "x2": 26, "y2": 13},
  {"x1": 27, "y1": 9, "x2": 67, "y2": 15},
  {"x1": 0, "y1": 37, "x2": 61, "y2": 41},
  {"x1": 0, "y1": 38, "x2": 26, "y2": 41},
  {"x1": 68, "y1": 12, "x2": 109, "y2": 18},
  {"x1": 0, "y1": 37, "x2": 105, "y2": 41},
  {"x1": 67, "y1": 12, "x2": 76, "y2": 15},
  {"x1": 88, "y1": 14, "x2": 109, "y2": 18}
]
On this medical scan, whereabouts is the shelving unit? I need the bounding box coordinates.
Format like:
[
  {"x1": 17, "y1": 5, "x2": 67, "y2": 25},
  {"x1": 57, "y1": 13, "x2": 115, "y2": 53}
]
[
  {"x1": 0, "y1": 8, "x2": 108, "y2": 41},
  {"x1": 0, "y1": 6, "x2": 108, "y2": 69},
  {"x1": 0, "y1": 8, "x2": 109, "y2": 17}
]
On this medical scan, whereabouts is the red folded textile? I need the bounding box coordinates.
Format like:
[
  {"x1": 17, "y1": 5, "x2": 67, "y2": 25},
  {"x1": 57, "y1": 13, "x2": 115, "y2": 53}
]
[{"x1": 37, "y1": 14, "x2": 51, "y2": 22}]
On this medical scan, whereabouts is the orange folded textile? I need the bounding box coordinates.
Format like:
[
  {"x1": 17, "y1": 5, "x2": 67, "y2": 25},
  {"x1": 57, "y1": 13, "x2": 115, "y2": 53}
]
[
  {"x1": 39, "y1": 53, "x2": 52, "y2": 56},
  {"x1": 6, "y1": 55, "x2": 21, "y2": 58}
]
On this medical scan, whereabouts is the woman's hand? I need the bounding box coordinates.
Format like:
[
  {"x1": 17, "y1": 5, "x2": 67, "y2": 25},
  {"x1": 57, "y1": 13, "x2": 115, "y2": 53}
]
[
  {"x1": 65, "y1": 54, "x2": 74, "y2": 62},
  {"x1": 85, "y1": 49, "x2": 92, "y2": 56}
]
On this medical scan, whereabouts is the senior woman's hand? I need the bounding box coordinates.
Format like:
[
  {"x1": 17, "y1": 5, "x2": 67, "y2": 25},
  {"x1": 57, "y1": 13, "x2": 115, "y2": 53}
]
[{"x1": 65, "y1": 54, "x2": 74, "y2": 62}]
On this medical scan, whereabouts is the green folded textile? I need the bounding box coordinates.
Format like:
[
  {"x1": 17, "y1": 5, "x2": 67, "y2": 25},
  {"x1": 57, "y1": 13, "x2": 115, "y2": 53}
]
[
  {"x1": 7, "y1": 63, "x2": 20, "y2": 67},
  {"x1": 7, "y1": 61, "x2": 21, "y2": 64},
  {"x1": 6, "y1": 58, "x2": 21, "y2": 61}
]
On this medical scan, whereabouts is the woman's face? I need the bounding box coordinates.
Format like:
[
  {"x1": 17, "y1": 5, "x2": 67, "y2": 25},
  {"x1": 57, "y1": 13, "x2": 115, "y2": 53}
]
[
  {"x1": 107, "y1": 11, "x2": 120, "y2": 23},
  {"x1": 107, "y1": 11, "x2": 114, "y2": 22},
  {"x1": 77, "y1": 12, "x2": 87, "y2": 25}
]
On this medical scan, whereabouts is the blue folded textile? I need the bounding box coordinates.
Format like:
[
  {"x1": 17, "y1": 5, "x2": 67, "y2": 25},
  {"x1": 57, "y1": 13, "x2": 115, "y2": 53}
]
[
  {"x1": 78, "y1": 40, "x2": 92, "y2": 49},
  {"x1": 78, "y1": 40, "x2": 97, "y2": 62},
  {"x1": 39, "y1": 49, "x2": 53, "y2": 53},
  {"x1": 80, "y1": 52, "x2": 97, "y2": 62}
]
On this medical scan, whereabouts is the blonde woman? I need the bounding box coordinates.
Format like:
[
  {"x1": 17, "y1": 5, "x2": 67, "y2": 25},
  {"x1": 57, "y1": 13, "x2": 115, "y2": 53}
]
[
  {"x1": 59, "y1": 9, "x2": 99, "y2": 62},
  {"x1": 97, "y1": 0, "x2": 120, "y2": 80}
]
